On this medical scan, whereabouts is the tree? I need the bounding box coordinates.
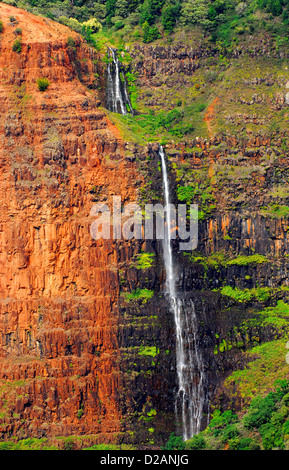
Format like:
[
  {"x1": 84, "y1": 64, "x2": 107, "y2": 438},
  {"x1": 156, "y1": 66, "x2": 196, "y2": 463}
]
[
  {"x1": 142, "y1": 20, "x2": 161, "y2": 42},
  {"x1": 161, "y1": 3, "x2": 181, "y2": 32},
  {"x1": 83, "y1": 18, "x2": 102, "y2": 32},
  {"x1": 106, "y1": 0, "x2": 117, "y2": 23},
  {"x1": 140, "y1": 0, "x2": 165, "y2": 25},
  {"x1": 179, "y1": 0, "x2": 209, "y2": 26}
]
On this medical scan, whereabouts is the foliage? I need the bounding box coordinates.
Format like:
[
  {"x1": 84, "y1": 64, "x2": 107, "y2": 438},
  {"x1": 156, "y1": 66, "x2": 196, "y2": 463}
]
[
  {"x1": 161, "y1": 2, "x2": 181, "y2": 32},
  {"x1": 12, "y1": 38, "x2": 22, "y2": 52},
  {"x1": 0, "y1": 438, "x2": 57, "y2": 450},
  {"x1": 83, "y1": 443, "x2": 134, "y2": 450},
  {"x1": 162, "y1": 382, "x2": 289, "y2": 450},
  {"x1": 123, "y1": 288, "x2": 154, "y2": 303},
  {"x1": 260, "y1": 204, "x2": 289, "y2": 219},
  {"x1": 112, "y1": 107, "x2": 195, "y2": 144},
  {"x1": 227, "y1": 254, "x2": 268, "y2": 266},
  {"x1": 134, "y1": 252, "x2": 155, "y2": 269},
  {"x1": 83, "y1": 17, "x2": 102, "y2": 33},
  {"x1": 5, "y1": 0, "x2": 289, "y2": 47},
  {"x1": 142, "y1": 21, "x2": 161, "y2": 43},
  {"x1": 0, "y1": 20, "x2": 4, "y2": 33},
  {"x1": 220, "y1": 286, "x2": 272, "y2": 303},
  {"x1": 37, "y1": 77, "x2": 50, "y2": 92},
  {"x1": 81, "y1": 25, "x2": 98, "y2": 48},
  {"x1": 185, "y1": 434, "x2": 206, "y2": 450},
  {"x1": 256, "y1": 300, "x2": 289, "y2": 328},
  {"x1": 161, "y1": 432, "x2": 185, "y2": 450},
  {"x1": 208, "y1": 409, "x2": 238, "y2": 437},
  {"x1": 138, "y1": 346, "x2": 159, "y2": 357}
]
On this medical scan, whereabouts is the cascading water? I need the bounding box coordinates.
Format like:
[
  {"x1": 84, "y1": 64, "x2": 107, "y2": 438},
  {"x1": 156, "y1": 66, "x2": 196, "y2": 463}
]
[
  {"x1": 106, "y1": 47, "x2": 133, "y2": 115},
  {"x1": 159, "y1": 145, "x2": 207, "y2": 441}
]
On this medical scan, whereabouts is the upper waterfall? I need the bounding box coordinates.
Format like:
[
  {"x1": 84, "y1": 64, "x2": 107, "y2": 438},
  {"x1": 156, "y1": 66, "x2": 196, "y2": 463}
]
[{"x1": 106, "y1": 47, "x2": 133, "y2": 115}]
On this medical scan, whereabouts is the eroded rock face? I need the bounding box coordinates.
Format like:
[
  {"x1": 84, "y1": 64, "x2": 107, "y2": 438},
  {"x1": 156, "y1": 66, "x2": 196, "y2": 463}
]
[{"x1": 0, "y1": 4, "x2": 149, "y2": 441}]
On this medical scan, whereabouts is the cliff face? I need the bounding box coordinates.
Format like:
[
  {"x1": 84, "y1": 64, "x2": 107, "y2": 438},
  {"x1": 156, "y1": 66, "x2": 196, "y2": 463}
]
[
  {"x1": 1, "y1": 3, "x2": 289, "y2": 449},
  {"x1": 0, "y1": 4, "x2": 150, "y2": 442},
  {"x1": 125, "y1": 40, "x2": 289, "y2": 420}
]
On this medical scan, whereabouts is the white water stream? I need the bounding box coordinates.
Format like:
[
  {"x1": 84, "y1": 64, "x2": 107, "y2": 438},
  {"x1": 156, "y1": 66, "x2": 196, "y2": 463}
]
[{"x1": 159, "y1": 145, "x2": 206, "y2": 440}]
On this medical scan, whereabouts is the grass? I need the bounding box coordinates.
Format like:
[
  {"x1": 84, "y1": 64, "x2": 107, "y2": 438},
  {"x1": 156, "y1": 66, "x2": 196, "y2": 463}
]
[
  {"x1": 221, "y1": 285, "x2": 272, "y2": 303},
  {"x1": 122, "y1": 288, "x2": 154, "y2": 304},
  {"x1": 185, "y1": 252, "x2": 268, "y2": 270},
  {"x1": 134, "y1": 252, "x2": 155, "y2": 269},
  {"x1": 224, "y1": 339, "x2": 289, "y2": 401},
  {"x1": 83, "y1": 443, "x2": 134, "y2": 450},
  {"x1": 260, "y1": 204, "x2": 289, "y2": 219},
  {"x1": 0, "y1": 438, "x2": 57, "y2": 450},
  {"x1": 227, "y1": 254, "x2": 268, "y2": 266},
  {"x1": 138, "y1": 346, "x2": 159, "y2": 357},
  {"x1": 255, "y1": 300, "x2": 289, "y2": 328}
]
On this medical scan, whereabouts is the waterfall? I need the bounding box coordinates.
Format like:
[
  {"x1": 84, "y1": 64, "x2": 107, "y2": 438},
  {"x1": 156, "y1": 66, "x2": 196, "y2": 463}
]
[
  {"x1": 159, "y1": 145, "x2": 207, "y2": 441},
  {"x1": 106, "y1": 47, "x2": 133, "y2": 115}
]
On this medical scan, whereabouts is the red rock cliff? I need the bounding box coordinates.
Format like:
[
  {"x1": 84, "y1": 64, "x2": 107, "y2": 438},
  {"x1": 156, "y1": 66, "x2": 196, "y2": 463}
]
[{"x1": 0, "y1": 3, "x2": 142, "y2": 442}]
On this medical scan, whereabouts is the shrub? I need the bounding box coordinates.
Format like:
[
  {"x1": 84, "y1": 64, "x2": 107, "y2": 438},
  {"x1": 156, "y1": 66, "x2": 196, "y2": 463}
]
[
  {"x1": 0, "y1": 20, "x2": 3, "y2": 33},
  {"x1": 135, "y1": 252, "x2": 155, "y2": 269},
  {"x1": 185, "y1": 434, "x2": 206, "y2": 450},
  {"x1": 12, "y1": 39, "x2": 22, "y2": 52},
  {"x1": 138, "y1": 346, "x2": 159, "y2": 357},
  {"x1": 142, "y1": 21, "x2": 161, "y2": 43},
  {"x1": 162, "y1": 433, "x2": 185, "y2": 450},
  {"x1": 81, "y1": 25, "x2": 98, "y2": 49},
  {"x1": 82, "y1": 18, "x2": 102, "y2": 33},
  {"x1": 221, "y1": 424, "x2": 240, "y2": 443},
  {"x1": 37, "y1": 77, "x2": 50, "y2": 92},
  {"x1": 220, "y1": 286, "x2": 272, "y2": 303},
  {"x1": 227, "y1": 254, "x2": 268, "y2": 266},
  {"x1": 161, "y1": 3, "x2": 181, "y2": 32},
  {"x1": 208, "y1": 410, "x2": 238, "y2": 436},
  {"x1": 15, "y1": 27, "x2": 22, "y2": 35},
  {"x1": 67, "y1": 36, "x2": 76, "y2": 49},
  {"x1": 123, "y1": 288, "x2": 154, "y2": 303},
  {"x1": 243, "y1": 394, "x2": 277, "y2": 429}
]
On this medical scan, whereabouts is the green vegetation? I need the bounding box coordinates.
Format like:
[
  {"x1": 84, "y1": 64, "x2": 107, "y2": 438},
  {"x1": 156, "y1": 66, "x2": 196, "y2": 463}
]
[
  {"x1": 162, "y1": 432, "x2": 186, "y2": 450},
  {"x1": 225, "y1": 339, "x2": 289, "y2": 400},
  {"x1": 177, "y1": 180, "x2": 215, "y2": 220},
  {"x1": 83, "y1": 443, "x2": 134, "y2": 450},
  {"x1": 0, "y1": 20, "x2": 4, "y2": 33},
  {"x1": 163, "y1": 381, "x2": 289, "y2": 450},
  {"x1": 12, "y1": 38, "x2": 22, "y2": 52},
  {"x1": 185, "y1": 251, "x2": 268, "y2": 271},
  {"x1": 111, "y1": 107, "x2": 195, "y2": 144},
  {"x1": 37, "y1": 77, "x2": 50, "y2": 92},
  {"x1": 255, "y1": 300, "x2": 289, "y2": 328},
  {"x1": 142, "y1": 21, "x2": 161, "y2": 43},
  {"x1": 138, "y1": 346, "x2": 159, "y2": 357},
  {"x1": 123, "y1": 288, "x2": 154, "y2": 303},
  {"x1": 134, "y1": 252, "x2": 155, "y2": 269},
  {"x1": 6, "y1": 0, "x2": 289, "y2": 51},
  {"x1": 220, "y1": 285, "x2": 272, "y2": 303},
  {"x1": 227, "y1": 254, "x2": 268, "y2": 266},
  {"x1": 0, "y1": 437, "x2": 57, "y2": 450},
  {"x1": 260, "y1": 204, "x2": 289, "y2": 219}
]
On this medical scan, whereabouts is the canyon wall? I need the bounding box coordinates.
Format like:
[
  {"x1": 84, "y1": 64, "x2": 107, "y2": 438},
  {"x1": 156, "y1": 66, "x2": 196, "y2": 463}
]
[
  {"x1": 0, "y1": 3, "x2": 289, "y2": 449},
  {"x1": 0, "y1": 4, "x2": 174, "y2": 445}
]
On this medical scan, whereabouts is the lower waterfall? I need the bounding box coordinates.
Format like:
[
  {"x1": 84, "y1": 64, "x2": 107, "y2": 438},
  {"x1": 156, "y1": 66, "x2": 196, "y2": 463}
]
[{"x1": 159, "y1": 145, "x2": 207, "y2": 440}]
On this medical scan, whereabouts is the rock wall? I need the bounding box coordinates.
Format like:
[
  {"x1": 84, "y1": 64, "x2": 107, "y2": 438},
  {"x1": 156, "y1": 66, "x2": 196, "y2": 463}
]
[{"x1": 0, "y1": 5, "x2": 167, "y2": 443}]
